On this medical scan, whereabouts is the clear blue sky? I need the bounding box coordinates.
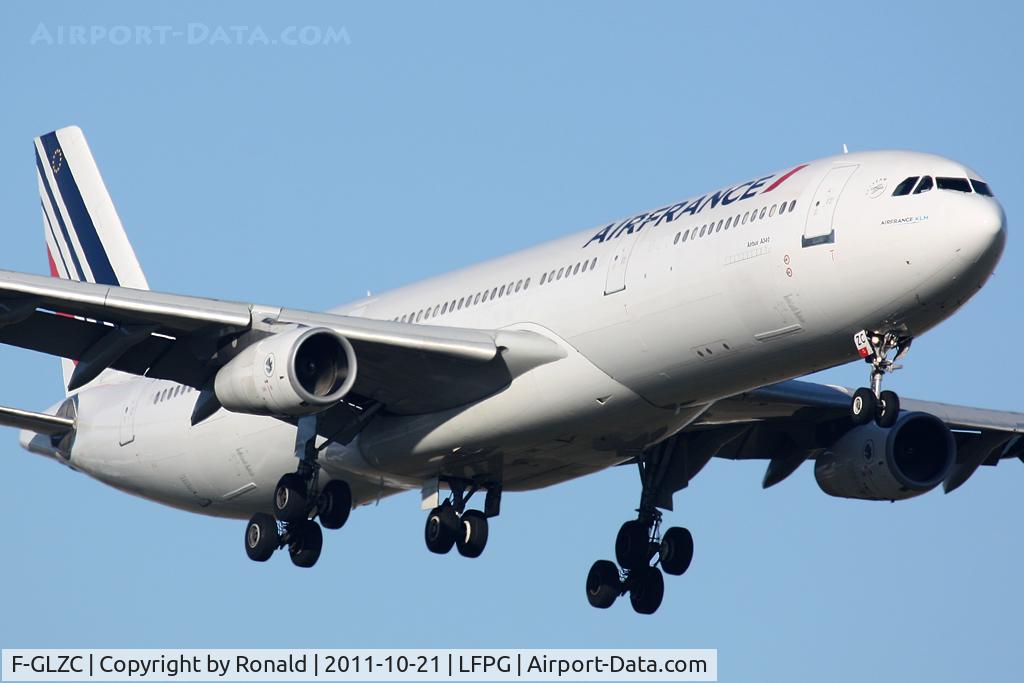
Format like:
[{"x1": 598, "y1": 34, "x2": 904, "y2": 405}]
[{"x1": 1, "y1": 2, "x2": 1022, "y2": 681}]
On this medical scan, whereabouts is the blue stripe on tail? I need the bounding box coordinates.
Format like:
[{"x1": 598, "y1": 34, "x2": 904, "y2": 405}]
[
  {"x1": 34, "y1": 150, "x2": 86, "y2": 281},
  {"x1": 36, "y1": 132, "x2": 119, "y2": 285}
]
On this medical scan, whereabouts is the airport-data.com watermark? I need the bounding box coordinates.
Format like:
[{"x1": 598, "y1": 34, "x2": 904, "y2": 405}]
[{"x1": 29, "y1": 23, "x2": 351, "y2": 47}]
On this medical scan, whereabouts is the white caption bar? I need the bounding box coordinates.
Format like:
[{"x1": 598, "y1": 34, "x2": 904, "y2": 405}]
[{"x1": 2, "y1": 649, "x2": 716, "y2": 681}]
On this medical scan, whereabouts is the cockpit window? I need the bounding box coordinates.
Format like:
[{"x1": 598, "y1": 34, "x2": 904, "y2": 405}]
[
  {"x1": 936, "y1": 177, "x2": 972, "y2": 193},
  {"x1": 912, "y1": 176, "x2": 933, "y2": 194},
  {"x1": 970, "y1": 179, "x2": 993, "y2": 196},
  {"x1": 892, "y1": 176, "x2": 919, "y2": 196}
]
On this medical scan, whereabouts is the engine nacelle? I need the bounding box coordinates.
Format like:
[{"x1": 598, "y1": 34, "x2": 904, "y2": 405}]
[
  {"x1": 814, "y1": 412, "x2": 956, "y2": 501},
  {"x1": 214, "y1": 326, "x2": 357, "y2": 417}
]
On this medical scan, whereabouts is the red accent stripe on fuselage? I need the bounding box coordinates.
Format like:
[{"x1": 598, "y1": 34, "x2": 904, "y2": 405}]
[{"x1": 763, "y1": 164, "x2": 808, "y2": 192}]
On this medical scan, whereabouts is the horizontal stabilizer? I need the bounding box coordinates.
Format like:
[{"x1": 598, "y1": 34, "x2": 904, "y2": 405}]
[{"x1": 0, "y1": 404, "x2": 74, "y2": 436}]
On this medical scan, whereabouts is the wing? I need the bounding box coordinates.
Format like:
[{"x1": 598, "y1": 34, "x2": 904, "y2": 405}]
[
  {"x1": 678, "y1": 379, "x2": 1023, "y2": 494},
  {"x1": 0, "y1": 268, "x2": 565, "y2": 417}
]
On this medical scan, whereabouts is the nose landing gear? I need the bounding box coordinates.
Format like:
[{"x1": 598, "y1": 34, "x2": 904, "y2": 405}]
[{"x1": 850, "y1": 330, "x2": 911, "y2": 428}]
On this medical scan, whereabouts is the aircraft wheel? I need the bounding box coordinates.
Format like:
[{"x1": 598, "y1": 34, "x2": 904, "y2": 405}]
[
  {"x1": 586, "y1": 560, "x2": 620, "y2": 609},
  {"x1": 877, "y1": 390, "x2": 900, "y2": 428},
  {"x1": 288, "y1": 520, "x2": 323, "y2": 568},
  {"x1": 425, "y1": 504, "x2": 459, "y2": 554},
  {"x1": 273, "y1": 473, "x2": 308, "y2": 524},
  {"x1": 318, "y1": 480, "x2": 352, "y2": 530},
  {"x1": 850, "y1": 387, "x2": 877, "y2": 426},
  {"x1": 659, "y1": 526, "x2": 694, "y2": 576},
  {"x1": 456, "y1": 510, "x2": 489, "y2": 558},
  {"x1": 244, "y1": 513, "x2": 279, "y2": 562},
  {"x1": 629, "y1": 566, "x2": 665, "y2": 615},
  {"x1": 615, "y1": 520, "x2": 651, "y2": 570}
]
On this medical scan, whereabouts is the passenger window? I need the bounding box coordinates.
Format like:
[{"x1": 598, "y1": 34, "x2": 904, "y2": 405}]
[
  {"x1": 516, "y1": 280, "x2": 522, "y2": 292},
  {"x1": 936, "y1": 177, "x2": 972, "y2": 193},
  {"x1": 759, "y1": 207, "x2": 766, "y2": 219},
  {"x1": 750, "y1": 210, "x2": 757, "y2": 223},
  {"x1": 769, "y1": 204, "x2": 776, "y2": 217},
  {"x1": 697, "y1": 225, "x2": 705, "y2": 237},
  {"x1": 491, "y1": 287, "x2": 498, "y2": 299},
  {"x1": 541, "y1": 273, "x2": 547, "y2": 284},
  {"x1": 682, "y1": 229, "x2": 689, "y2": 242},
  {"x1": 499, "y1": 285, "x2": 505, "y2": 297},
  {"x1": 788, "y1": 200, "x2": 796, "y2": 212},
  {"x1": 913, "y1": 176, "x2": 933, "y2": 194},
  {"x1": 892, "y1": 176, "x2": 919, "y2": 196},
  {"x1": 970, "y1": 179, "x2": 993, "y2": 196},
  {"x1": 573, "y1": 263, "x2": 581, "y2": 275},
  {"x1": 557, "y1": 268, "x2": 564, "y2": 280},
  {"x1": 590, "y1": 257, "x2": 597, "y2": 269},
  {"x1": 673, "y1": 232, "x2": 680, "y2": 245},
  {"x1": 725, "y1": 217, "x2": 732, "y2": 229},
  {"x1": 742, "y1": 212, "x2": 749, "y2": 225},
  {"x1": 474, "y1": 293, "x2": 482, "y2": 304},
  {"x1": 433, "y1": 305, "x2": 440, "y2": 316},
  {"x1": 779, "y1": 202, "x2": 786, "y2": 215},
  {"x1": 441, "y1": 303, "x2": 448, "y2": 315},
  {"x1": 524, "y1": 277, "x2": 530, "y2": 288}
]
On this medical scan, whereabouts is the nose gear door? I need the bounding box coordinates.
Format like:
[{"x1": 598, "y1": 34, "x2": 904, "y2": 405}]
[{"x1": 803, "y1": 164, "x2": 858, "y2": 247}]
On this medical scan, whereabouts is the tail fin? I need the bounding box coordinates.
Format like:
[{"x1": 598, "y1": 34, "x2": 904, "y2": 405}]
[{"x1": 34, "y1": 125, "x2": 149, "y2": 393}]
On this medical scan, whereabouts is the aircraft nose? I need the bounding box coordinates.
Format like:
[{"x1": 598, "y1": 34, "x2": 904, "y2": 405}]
[
  {"x1": 965, "y1": 199, "x2": 1007, "y2": 268},
  {"x1": 958, "y1": 196, "x2": 1007, "y2": 270}
]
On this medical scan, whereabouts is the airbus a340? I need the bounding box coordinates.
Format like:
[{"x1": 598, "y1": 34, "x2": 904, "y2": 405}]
[{"x1": 3, "y1": 126, "x2": 1019, "y2": 615}]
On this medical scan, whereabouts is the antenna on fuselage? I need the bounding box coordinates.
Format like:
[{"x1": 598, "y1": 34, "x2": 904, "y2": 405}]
[{"x1": 842, "y1": 143, "x2": 849, "y2": 154}]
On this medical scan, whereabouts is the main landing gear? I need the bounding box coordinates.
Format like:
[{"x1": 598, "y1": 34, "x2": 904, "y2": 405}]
[
  {"x1": 244, "y1": 417, "x2": 353, "y2": 568},
  {"x1": 850, "y1": 329, "x2": 912, "y2": 429},
  {"x1": 586, "y1": 452, "x2": 694, "y2": 615},
  {"x1": 424, "y1": 479, "x2": 500, "y2": 559}
]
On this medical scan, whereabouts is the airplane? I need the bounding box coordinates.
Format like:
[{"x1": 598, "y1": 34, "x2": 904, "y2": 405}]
[{"x1": 1, "y1": 125, "x2": 1020, "y2": 616}]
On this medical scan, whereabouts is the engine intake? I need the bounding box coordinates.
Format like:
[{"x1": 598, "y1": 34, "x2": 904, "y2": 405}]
[
  {"x1": 814, "y1": 412, "x2": 955, "y2": 501},
  {"x1": 214, "y1": 326, "x2": 357, "y2": 417}
]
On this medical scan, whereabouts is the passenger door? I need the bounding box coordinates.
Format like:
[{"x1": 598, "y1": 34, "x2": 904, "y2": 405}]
[{"x1": 803, "y1": 165, "x2": 858, "y2": 247}]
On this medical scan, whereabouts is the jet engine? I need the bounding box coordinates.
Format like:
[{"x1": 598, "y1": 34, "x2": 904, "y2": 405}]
[
  {"x1": 814, "y1": 412, "x2": 955, "y2": 501},
  {"x1": 214, "y1": 326, "x2": 357, "y2": 417}
]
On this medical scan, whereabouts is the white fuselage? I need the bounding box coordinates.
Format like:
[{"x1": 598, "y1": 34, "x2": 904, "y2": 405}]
[{"x1": 30, "y1": 150, "x2": 1006, "y2": 519}]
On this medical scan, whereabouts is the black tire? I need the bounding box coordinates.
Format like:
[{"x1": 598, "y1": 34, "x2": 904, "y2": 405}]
[
  {"x1": 615, "y1": 520, "x2": 651, "y2": 570},
  {"x1": 629, "y1": 565, "x2": 665, "y2": 615},
  {"x1": 244, "y1": 513, "x2": 279, "y2": 562},
  {"x1": 273, "y1": 473, "x2": 308, "y2": 524},
  {"x1": 659, "y1": 526, "x2": 694, "y2": 576},
  {"x1": 424, "y1": 504, "x2": 459, "y2": 554},
  {"x1": 288, "y1": 520, "x2": 323, "y2": 568},
  {"x1": 851, "y1": 387, "x2": 877, "y2": 426},
  {"x1": 877, "y1": 390, "x2": 900, "y2": 428},
  {"x1": 456, "y1": 510, "x2": 489, "y2": 558},
  {"x1": 586, "y1": 560, "x2": 620, "y2": 609},
  {"x1": 318, "y1": 480, "x2": 352, "y2": 530}
]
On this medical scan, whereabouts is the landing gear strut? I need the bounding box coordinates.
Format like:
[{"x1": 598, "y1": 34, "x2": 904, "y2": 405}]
[
  {"x1": 424, "y1": 479, "x2": 499, "y2": 559},
  {"x1": 586, "y1": 449, "x2": 694, "y2": 615},
  {"x1": 850, "y1": 330, "x2": 910, "y2": 428},
  {"x1": 244, "y1": 415, "x2": 353, "y2": 568}
]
